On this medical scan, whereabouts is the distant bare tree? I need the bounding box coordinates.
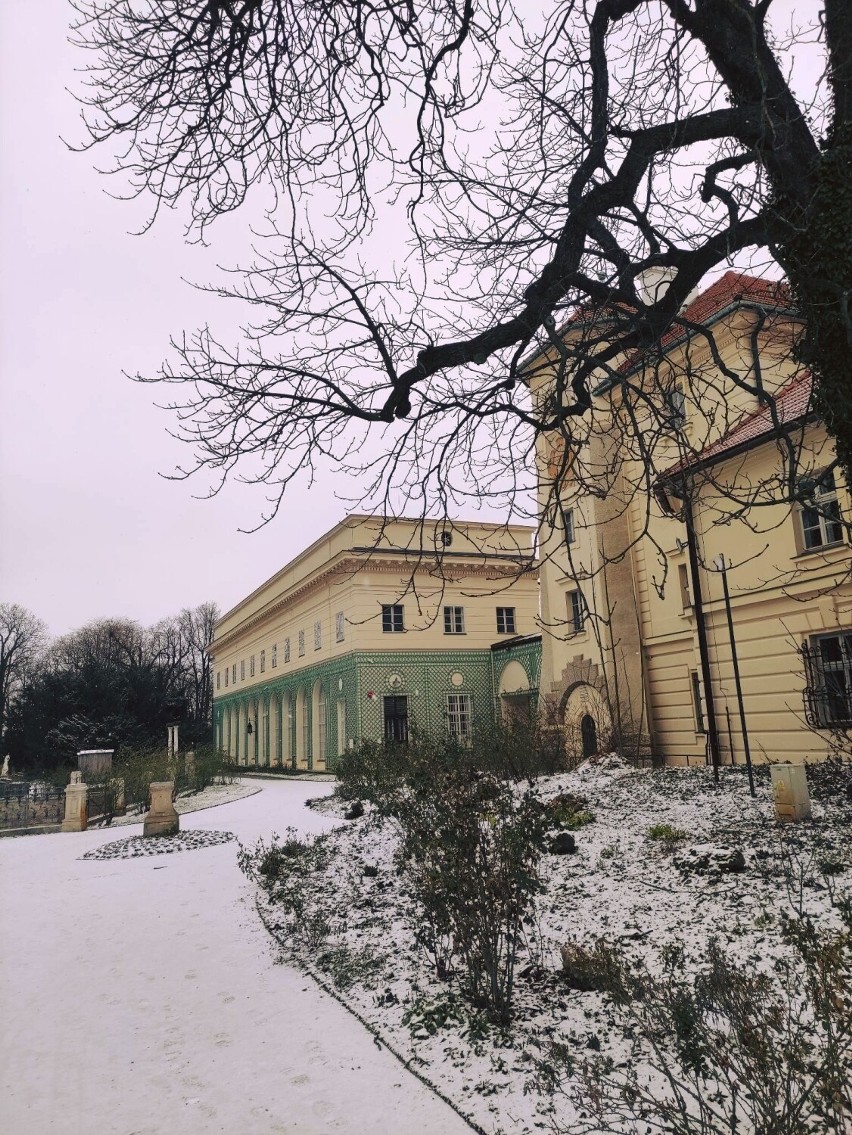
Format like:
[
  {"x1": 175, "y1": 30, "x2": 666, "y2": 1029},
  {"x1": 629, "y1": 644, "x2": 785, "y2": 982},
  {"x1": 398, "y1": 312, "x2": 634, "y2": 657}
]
[
  {"x1": 6, "y1": 603, "x2": 219, "y2": 767},
  {"x1": 0, "y1": 604, "x2": 47, "y2": 744},
  {"x1": 70, "y1": 2, "x2": 852, "y2": 531},
  {"x1": 177, "y1": 602, "x2": 218, "y2": 726}
]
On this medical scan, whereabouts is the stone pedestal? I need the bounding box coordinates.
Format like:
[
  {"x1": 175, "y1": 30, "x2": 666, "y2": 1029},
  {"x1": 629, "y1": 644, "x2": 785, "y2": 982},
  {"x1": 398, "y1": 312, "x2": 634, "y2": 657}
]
[
  {"x1": 113, "y1": 776, "x2": 126, "y2": 816},
  {"x1": 185, "y1": 750, "x2": 196, "y2": 781},
  {"x1": 143, "y1": 781, "x2": 179, "y2": 837},
  {"x1": 770, "y1": 763, "x2": 812, "y2": 823},
  {"x1": 62, "y1": 771, "x2": 88, "y2": 832}
]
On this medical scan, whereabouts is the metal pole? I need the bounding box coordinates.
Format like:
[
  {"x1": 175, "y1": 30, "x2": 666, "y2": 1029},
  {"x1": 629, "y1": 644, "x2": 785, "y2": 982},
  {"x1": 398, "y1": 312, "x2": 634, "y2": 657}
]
[
  {"x1": 684, "y1": 499, "x2": 722, "y2": 781},
  {"x1": 718, "y1": 558, "x2": 756, "y2": 797}
]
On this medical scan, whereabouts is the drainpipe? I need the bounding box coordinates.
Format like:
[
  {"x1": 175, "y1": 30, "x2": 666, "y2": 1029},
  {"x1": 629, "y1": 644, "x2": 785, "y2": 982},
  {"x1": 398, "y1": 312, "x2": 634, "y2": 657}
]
[{"x1": 683, "y1": 496, "x2": 722, "y2": 782}]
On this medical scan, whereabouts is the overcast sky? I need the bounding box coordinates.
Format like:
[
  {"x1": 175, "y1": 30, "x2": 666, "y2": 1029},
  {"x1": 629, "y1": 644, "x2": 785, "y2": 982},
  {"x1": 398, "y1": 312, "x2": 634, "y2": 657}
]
[{"x1": 0, "y1": 2, "x2": 353, "y2": 638}]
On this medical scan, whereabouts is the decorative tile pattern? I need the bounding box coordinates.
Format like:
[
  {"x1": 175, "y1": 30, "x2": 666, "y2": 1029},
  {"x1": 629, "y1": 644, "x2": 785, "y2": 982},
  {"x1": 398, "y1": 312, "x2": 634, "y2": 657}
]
[{"x1": 214, "y1": 642, "x2": 544, "y2": 764}]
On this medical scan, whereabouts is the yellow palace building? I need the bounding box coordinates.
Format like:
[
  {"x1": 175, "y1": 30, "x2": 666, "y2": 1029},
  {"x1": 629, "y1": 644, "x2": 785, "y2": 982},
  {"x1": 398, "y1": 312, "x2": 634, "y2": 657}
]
[{"x1": 530, "y1": 272, "x2": 852, "y2": 767}]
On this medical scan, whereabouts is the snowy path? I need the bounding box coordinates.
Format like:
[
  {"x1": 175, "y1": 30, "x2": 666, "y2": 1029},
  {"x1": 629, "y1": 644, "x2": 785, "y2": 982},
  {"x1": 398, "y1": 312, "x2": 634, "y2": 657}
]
[{"x1": 0, "y1": 779, "x2": 472, "y2": 1135}]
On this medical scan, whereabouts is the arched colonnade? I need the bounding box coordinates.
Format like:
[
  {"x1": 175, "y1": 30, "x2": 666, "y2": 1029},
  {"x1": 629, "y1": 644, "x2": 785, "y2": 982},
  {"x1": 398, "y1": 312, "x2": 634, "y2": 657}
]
[{"x1": 215, "y1": 682, "x2": 334, "y2": 771}]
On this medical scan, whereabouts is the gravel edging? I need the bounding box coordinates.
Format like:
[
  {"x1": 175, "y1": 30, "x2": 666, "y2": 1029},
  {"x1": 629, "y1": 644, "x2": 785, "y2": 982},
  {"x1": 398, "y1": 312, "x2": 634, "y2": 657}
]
[
  {"x1": 254, "y1": 895, "x2": 488, "y2": 1135},
  {"x1": 82, "y1": 829, "x2": 236, "y2": 860}
]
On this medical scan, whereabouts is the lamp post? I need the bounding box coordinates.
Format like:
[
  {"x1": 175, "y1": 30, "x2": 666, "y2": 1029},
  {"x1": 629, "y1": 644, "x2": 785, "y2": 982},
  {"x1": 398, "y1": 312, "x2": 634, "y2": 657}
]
[{"x1": 713, "y1": 554, "x2": 756, "y2": 797}]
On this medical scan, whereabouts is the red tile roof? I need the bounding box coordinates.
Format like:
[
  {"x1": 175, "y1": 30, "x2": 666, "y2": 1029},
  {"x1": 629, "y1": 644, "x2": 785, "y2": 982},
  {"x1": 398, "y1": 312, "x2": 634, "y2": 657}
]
[
  {"x1": 661, "y1": 368, "x2": 814, "y2": 480},
  {"x1": 619, "y1": 271, "x2": 793, "y2": 374}
]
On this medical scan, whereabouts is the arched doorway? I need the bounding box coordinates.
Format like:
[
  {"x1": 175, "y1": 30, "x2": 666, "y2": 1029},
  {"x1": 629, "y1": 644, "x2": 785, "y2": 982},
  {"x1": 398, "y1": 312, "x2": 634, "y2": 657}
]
[{"x1": 560, "y1": 681, "x2": 609, "y2": 764}]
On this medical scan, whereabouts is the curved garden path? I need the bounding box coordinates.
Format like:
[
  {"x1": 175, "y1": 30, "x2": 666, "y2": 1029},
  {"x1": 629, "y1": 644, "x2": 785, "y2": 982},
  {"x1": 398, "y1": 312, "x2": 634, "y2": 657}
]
[{"x1": 0, "y1": 778, "x2": 472, "y2": 1135}]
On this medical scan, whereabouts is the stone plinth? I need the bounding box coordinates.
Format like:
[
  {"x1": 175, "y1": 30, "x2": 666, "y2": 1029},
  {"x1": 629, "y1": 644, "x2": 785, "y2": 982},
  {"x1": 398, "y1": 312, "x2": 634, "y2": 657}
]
[
  {"x1": 770, "y1": 763, "x2": 812, "y2": 823},
  {"x1": 143, "y1": 781, "x2": 179, "y2": 837},
  {"x1": 77, "y1": 749, "x2": 114, "y2": 779},
  {"x1": 62, "y1": 771, "x2": 88, "y2": 832},
  {"x1": 113, "y1": 776, "x2": 126, "y2": 816}
]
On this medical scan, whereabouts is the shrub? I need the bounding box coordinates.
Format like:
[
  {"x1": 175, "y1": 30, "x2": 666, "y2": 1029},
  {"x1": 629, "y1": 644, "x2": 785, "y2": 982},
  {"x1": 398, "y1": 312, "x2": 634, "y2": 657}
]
[
  {"x1": 537, "y1": 911, "x2": 852, "y2": 1134},
  {"x1": 559, "y1": 939, "x2": 629, "y2": 996},
  {"x1": 238, "y1": 828, "x2": 337, "y2": 947},
  {"x1": 335, "y1": 716, "x2": 572, "y2": 805},
  {"x1": 648, "y1": 822, "x2": 689, "y2": 844},
  {"x1": 338, "y1": 733, "x2": 550, "y2": 1023}
]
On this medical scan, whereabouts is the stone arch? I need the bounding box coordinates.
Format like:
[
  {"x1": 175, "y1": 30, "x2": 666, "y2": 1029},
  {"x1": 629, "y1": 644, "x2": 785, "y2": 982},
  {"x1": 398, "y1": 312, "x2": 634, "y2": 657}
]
[
  {"x1": 260, "y1": 695, "x2": 270, "y2": 766},
  {"x1": 312, "y1": 680, "x2": 327, "y2": 769},
  {"x1": 235, "y1": 702, "x2": 244, "y2": 765},
  {"x1": 249, "y1": 694, "x2": 259, "y2": 767},
  {"x1": 295, "y1": 687, "x2": 308, "y2": 769},
  {"x1": 281, "y1": 691, "x2": 293, "y2": 767},
  {"x1": 269, "y1": 693, "x2": 279, "y2": 767},
  {"x1": 559, "y1": 680, "x2": 610, "y2": 762}
]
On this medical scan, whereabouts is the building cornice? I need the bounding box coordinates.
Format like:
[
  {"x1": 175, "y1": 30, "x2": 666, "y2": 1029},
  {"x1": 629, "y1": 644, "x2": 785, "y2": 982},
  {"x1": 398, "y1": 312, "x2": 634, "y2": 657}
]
[{"x1": 210, "y1": 555, "x2": 538, "y2": 656}]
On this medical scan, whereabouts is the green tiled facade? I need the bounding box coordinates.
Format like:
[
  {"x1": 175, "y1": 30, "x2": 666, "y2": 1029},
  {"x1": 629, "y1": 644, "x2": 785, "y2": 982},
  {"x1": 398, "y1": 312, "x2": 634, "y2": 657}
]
[{"x1": 214, "y1": 638, "x2": 542, "y2": 770}]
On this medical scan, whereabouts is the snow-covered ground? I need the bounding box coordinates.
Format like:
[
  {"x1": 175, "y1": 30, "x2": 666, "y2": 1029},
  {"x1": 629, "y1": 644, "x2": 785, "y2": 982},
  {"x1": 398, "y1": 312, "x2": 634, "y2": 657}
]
[
  {"x1": 248, "y1": 760, "x2": 852, "y2": 1135},
  {"x1": 0, "y1": 778, "x2": 474, "y2": 1135}
]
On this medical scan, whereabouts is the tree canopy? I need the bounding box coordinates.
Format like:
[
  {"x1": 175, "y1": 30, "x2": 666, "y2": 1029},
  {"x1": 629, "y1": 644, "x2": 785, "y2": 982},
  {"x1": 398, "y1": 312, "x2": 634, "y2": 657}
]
[
  {"x1": 5, "y1": 603, "x2": 218, "y2": 769},
  {"x1": 70, "y1": 1, "x2": 852, "y2": 523}
]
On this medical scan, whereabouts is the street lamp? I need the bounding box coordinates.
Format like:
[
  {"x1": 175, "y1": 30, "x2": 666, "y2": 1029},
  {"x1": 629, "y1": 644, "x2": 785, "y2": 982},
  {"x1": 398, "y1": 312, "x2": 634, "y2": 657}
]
[{"x1": 713, "y1": 554, "x2": 756, "y2": 797}]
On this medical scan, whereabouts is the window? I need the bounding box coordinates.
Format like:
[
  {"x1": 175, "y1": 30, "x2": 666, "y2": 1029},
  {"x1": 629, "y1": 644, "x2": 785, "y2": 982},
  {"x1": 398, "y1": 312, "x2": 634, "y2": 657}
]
[
  {"x1": 284, "y1": 637, "x2": 290, "y2": 663},
  {"x1": 444, "y1": 605, "x2": 465, "y2": 634},
  {"x1": 798, "y1": 470, "x2": 844, "y2": 551},
  {"x1": 382, "y1": 604, "x2": 404, "y2": 633},
  {"x1": 440, "y1": 530, "x2": 453, "y2": 547},
  {"x1": 496, "y1": 607, "x2": 516, "y2": 634},
  {"x1": 240, "y1": 660, "x2": 245, "y2": 681},
  {"x1": 335, "y1": 611, "x2": 345, "y2": 643},
  {"x1": 216, "y1": 671, "x2": 220, "y2": 690},
  {"x1": 690, "y1": 670, "x2": 706, "y2": 734},
  {"x1": 446, "y1": 693, "x2": 472, "y2": 741},
  {"x1": 678, "y1": 563, "x2": 692, "y2": 610},
  {"x1": 298, "y1": 630, "x2": 305, "y2": 657},
  {"x1": 666, "y1": 384, "x2": 687, "y2": 430},
  {"x1": 232, "y1": 663, "x2": 237, "y2": 684},
  {"x1": 271, "y1": 644, "x2": 277, "y2": 668},
  {"x1": 563, "y1": 507, "x2": 575, "y2": 546},
  {"x1": 314, "y1": 620, "x2": 322, "y2": 651},
  {"x1": 567, "y1": 589, "x2": 586, "y2": 633},
  {"x1": 250, "y1": 655, "x2": 255, "y2": 677},
  {"x1": 224, "y1": 669, "x2": 229, "y2": 688},
  {"x1": 260, "y1": 650, "x2": 266, "y2": 673},
  {"x1": 804, "y1": 632, "x2": 852, "y2": 727},
  {"x1": 384, "y1": 695, "x2": 409, "y2": 743}
]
